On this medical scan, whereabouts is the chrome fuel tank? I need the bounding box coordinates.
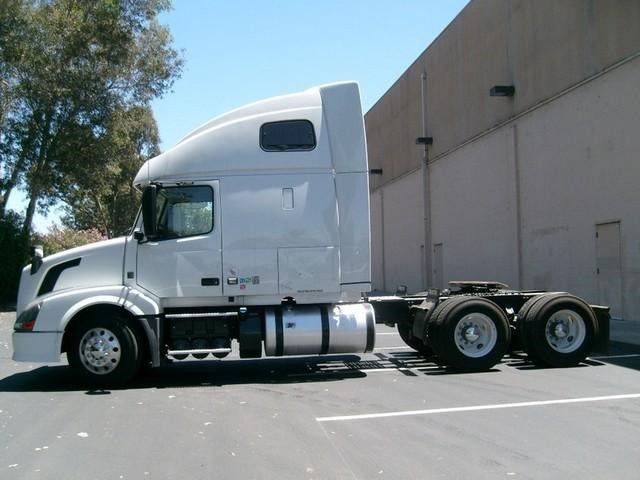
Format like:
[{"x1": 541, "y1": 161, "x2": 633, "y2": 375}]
[{"x1": 264, "y1": 303, "x2": 375, "y2": 356}]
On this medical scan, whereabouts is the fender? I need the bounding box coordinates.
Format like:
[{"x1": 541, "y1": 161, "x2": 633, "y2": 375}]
[
  {"x1": 26, "y1": 286, "x2": 161, "y2": 364},
  {"x1": 59, "y1": 286, "x2": 160, "y2": 327}
]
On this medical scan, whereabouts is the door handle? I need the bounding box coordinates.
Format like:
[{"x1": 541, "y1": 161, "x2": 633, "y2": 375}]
[{"x1": 201, "y1": 278, "x2": 220, "y2": 286}]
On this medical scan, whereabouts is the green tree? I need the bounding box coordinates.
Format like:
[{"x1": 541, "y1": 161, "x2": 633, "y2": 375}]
[
  {"x1": 60, "y1": 105, "x2": 160, "y2": 237},
  {"x1": 0, "y1": 211, "x2": 29, "y2": 304},
  {"x1": 0, "y1": 0, "x2": 182, "y2": 235}
]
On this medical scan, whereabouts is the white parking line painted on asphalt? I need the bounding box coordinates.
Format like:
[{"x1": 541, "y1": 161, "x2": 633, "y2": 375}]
[{"x1": 315, "y1": 393, "x2": 640, "y2": 422}]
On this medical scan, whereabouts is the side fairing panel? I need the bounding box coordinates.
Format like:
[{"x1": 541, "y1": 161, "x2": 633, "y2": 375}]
[
  {"x1": 319, "y1": 83, "x2": 368, "y2": 174},
  {"x1": 335, "y1": 172, "x2": 371, "y2": 285},
  {"x1": 220, "y1": 173, "x2": 339, "y2": 296},
  {"x1": 320, "y1": 83, "x2": 371, "y2": 287},
  {"x1": 278, "y1": 246, "x2": 339, "y2": 294}
]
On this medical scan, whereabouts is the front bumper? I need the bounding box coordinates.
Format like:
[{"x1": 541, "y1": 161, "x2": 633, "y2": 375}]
[{"x1": 12, "y1": 331, "x2": 63, "y2": 363}]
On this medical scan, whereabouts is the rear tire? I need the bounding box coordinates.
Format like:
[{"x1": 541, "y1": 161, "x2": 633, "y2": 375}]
[
  {"x1": 521, "y1": 294, "x2": 597, "y2": 367},
  {"x1": 516, "y1": 295, "x2": 549, "y2": 362},
  {"x1": 397, "y1": 318, "x2": 433, "y2": 356},
  {"x1": 428, "y1": 297, "x2": 510, "y2": 371},
  {"x1": 67, "y1": 312, "x2": 141, "y2": 387}
]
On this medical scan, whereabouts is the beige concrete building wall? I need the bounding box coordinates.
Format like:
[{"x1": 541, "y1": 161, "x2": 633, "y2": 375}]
[
  {"x1": 368, "y1": 0, "x2": 640, "y2": 182},
  {"x1": 516, "y1": 56, "x2": 640, "y2": 319},
  {"x1": 429, "y1": 126, "x2": 520, "y2": 289},
  {"x1": 366, "y1": 0, "x2": 640, "y2": 319},
  {"x1": 373, "y1": 170, "x2": 425, "y2": 294},
  {"x1": 370, "y1": 189, "x2": 385, "y2": 291}
]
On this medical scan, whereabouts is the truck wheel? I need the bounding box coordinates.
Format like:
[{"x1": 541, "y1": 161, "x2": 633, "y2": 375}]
[
  {"x1": 516, "y1": 295, "x2": 549, "y2": 362},
  {"x1": 67, "y1": 313, "x2": 141, "y2": 387},
  {"x1": 429, "y1": 297, "x2": 510, "y2": 371},
  {"x1": 521, "y1": 294, "x2": 597, "y2": 367},
  {"x1": 397, "y1": 319, "x2": 433, "y2": 356}
]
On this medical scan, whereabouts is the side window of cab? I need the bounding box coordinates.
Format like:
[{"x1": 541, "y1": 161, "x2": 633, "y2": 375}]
[{"x1": 155, "y1": 186, "x2": 213, "y2": 239}]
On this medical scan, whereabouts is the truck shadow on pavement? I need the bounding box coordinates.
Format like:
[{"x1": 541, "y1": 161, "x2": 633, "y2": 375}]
[
  {"x1": 503, "y1": 340, "x2": 640, "y2": 372},
  {"x1": 2, "y1": 342, "x2": 639, "y2": 393},
  {"x1": 0, "y1": 352, "x2": 505, "y2": 392},
  {"x1": 587, "y1": 341, "x2": 640, "y2": 372},
  {"x1": 0, "y1": 355, "x2": 372, "y2": 393}
]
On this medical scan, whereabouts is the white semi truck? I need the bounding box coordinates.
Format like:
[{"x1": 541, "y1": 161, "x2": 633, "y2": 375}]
[{"x1": 12, "y1": 82, "x2": 609, "y2": 385}]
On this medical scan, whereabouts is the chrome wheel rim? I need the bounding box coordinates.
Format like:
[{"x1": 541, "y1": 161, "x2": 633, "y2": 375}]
[
  {"x1": 78, "y1": 328, "x2": 121, "y2": 375},
  {"x1": 545, "y1": 309, "x2": 586, "y2": 353},
  {"x1": 455, "y1": 313, "x2": 497, "y2": 358}
]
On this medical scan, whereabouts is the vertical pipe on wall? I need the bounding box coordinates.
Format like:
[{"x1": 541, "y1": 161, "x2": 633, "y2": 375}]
[
  {"x1": 510, "y1": 124, "x2": 524, "y2": 289},
  {"x1": 420, "y1": 244, "x2": 425, "y2": 288},
  {"x1": 380, "y1": 189, "x2": 387, "y2": 293},
  {"x1": 420, "y1": 71, "x2": 433, "y2": 289}
]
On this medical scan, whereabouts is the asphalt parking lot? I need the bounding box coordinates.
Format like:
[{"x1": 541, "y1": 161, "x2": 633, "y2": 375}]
[{"x1": 1, "y1": 311, "x2": 639, "y2": 480}]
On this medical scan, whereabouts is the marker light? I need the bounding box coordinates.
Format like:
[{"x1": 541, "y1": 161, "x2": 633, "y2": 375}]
[{"x1": 14, "y1": 303, "x2": 42, "y2": 332}]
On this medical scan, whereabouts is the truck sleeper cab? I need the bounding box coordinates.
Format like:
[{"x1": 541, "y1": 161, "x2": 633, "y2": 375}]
[{"x1": 13, "y1": 82, "x2": 376, "y2": 385}]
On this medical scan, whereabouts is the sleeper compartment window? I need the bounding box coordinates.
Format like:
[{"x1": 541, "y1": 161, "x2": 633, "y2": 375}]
[{"x1": 260, "y1": 120, "x2": 316, "y2": 152}]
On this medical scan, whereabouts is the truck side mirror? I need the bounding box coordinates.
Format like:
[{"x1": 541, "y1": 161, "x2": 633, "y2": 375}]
[
  {"x1": 142, "y1": 185, "x2": 158, "y2": 240},
  {"x1": 30, "y1": 245, "x2": 44, "y2": 275}
]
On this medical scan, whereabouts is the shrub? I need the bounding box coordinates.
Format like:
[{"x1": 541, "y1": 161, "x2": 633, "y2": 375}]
[{"x1": 35, "y1": 226, "x2": 107, "y2": 257}]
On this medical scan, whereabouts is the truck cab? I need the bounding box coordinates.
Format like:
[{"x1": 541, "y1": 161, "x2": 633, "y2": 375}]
[{"x1": 13, "y1": 82, "x2": 376, "y2": 385}]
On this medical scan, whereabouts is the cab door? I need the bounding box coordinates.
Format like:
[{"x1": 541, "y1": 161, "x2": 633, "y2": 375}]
[{"x1": 136, "y1": 181, "x2": 223, "y2": 299}]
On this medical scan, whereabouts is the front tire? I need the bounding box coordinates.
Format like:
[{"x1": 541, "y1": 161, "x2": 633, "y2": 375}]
[{"x1": 67, "y1": 312, "x2": 141, "y2": 387}]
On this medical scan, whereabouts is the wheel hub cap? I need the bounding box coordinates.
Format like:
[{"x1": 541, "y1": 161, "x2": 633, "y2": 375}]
[
  {"x1": 463, "y1": 326, "x2": 480, "y2": 343},
  {"x1": 79, "y1": 328, "x2": 121, "y2": 375},
  {"x1": 545, "y1": 310, "x2": 587, "y2": 353},
  {"x1": 553, "y1": 323, "x2": 568, "y2": 338},
  {"x1": 455, "y1": 313, "x2": 497, "y2": 358}
]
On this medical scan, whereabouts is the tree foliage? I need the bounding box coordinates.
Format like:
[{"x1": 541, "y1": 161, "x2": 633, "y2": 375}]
[
  {"x1": 0, "y1": 0, "x2": 182, "y2": 235},
  {"x1": 0, "y1": 210, "x2": 29, "y2": 304},
  {"x1": 60, "y1": 104, "x2": 160, "y2": 237}
]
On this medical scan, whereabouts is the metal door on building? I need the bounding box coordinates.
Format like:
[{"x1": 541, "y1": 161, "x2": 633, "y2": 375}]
[{"x1": 596, "y1": 221, "x2": 623, "y2": 319}]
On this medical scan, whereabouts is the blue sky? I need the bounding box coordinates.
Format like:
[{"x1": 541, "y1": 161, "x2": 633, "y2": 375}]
[{"x1": 12, "y1": 0, "x2": 469, "y2": 231}]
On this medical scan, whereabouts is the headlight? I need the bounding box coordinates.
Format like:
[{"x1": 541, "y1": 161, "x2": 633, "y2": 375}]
[{"x1": 14, "y1": 302, "x2": 42, "y2": 332}]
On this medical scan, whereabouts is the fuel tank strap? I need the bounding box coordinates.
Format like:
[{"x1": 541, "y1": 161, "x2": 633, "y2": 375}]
[
  {"x1": 275, "y1": 309, "x2": 284, "y2": 356},
  {"x1": 365, "y1": 305, "x2": 375, "y2": 353},
  {"x1": 320, "y1": 307, "x2": 330, "y2": 354}
]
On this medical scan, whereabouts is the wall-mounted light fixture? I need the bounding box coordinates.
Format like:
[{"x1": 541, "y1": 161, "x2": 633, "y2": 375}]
[
  {"x1": 415, "y1": 136, "x2": 433, "y2": 145},
  {"x1": 490, "y1": 85, "x2": 515, "y2": 97}
]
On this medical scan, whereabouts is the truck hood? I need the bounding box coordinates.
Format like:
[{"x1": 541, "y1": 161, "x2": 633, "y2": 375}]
[{"x1": 17, "y1": 237, "x2": 127, "y2": 314}]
